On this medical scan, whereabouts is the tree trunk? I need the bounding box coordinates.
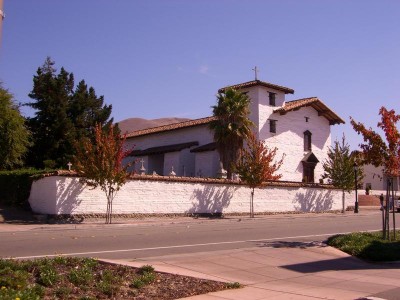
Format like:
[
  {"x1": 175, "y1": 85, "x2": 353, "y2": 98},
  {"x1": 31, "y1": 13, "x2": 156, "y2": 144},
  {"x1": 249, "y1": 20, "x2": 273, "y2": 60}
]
[
  {"x1": 250, "y1": 188, "x2": 255, "y2": 218},
  {"x1": 105, "y1": 190, "x2": 113, "y2": 224},
  {"x1": 384, "y1": 178, "x2": 391, "y2": 240},
  {"x1": 342, "y1": 190, "x2": 345, "y2": 213},
  {"x1": 110, "y1": 191, "x2": 113, "y2": 224}
]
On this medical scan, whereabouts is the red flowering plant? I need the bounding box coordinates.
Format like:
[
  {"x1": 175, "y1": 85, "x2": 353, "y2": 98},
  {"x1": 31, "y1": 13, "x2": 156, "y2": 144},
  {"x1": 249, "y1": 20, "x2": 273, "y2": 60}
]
[
  {"x1": 351, "y1": 107, "x2": 400, "y2": 239},
  {"x1": 74, "y1": 123, "x2": 133, "y2": 224},
  {"x1": 234, "y1": 132, "x2": 284, "y2": 218}
]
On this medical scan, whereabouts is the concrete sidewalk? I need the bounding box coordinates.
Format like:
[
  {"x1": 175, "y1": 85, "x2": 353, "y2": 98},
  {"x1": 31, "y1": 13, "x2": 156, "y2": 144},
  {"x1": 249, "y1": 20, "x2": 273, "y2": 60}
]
[
  {"x1": 0, "y1": 206, "x2": 382, "y2": 233},
  {"x1": 105, "y1": 242, "x2": 400, "y2": 300}
]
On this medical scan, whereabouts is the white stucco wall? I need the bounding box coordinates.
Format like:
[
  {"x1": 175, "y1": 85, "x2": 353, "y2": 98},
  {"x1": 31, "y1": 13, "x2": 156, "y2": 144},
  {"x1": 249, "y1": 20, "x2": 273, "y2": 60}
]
[
  {"x1": 260, "y1": 106, "x2": 332, "y2": 182},
  {"x1": 241, "y1": 86, "x2": 286, "y2": 140},
  {"x1": 29, "y1": 176, "x2": 354, "y2": 215},
  {"x1": 194, "y1": 151, "x2": 220, "y2": 178},
  {"x1": 363, "y1": 164, "x2": 385, "y2": 190},
  {"x1": 362, "y1": 164, "x2": 400, "y2": 191}
]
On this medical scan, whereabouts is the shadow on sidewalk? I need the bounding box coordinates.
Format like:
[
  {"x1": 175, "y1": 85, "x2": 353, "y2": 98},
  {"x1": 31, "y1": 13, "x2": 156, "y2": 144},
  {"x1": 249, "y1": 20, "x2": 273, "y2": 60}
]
[
  {"x1": 256, "y1": 240, "x2": 400, "y2": 272},
  {"x1": 281, "y1": 255, "x2": 400, "y2": 273}
]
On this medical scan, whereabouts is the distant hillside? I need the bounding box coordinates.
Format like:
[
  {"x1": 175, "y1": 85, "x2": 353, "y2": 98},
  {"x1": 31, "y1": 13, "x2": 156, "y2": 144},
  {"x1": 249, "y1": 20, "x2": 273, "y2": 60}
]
[{"x1": 116, "y1": 117, "x2": 191, "y2": 134}]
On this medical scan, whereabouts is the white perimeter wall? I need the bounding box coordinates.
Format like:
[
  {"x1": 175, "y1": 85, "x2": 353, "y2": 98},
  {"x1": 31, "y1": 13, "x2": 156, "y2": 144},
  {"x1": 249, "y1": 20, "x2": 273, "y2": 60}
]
[{"x1": 29, "y1": 176, "x2": 354, "y2": 215}]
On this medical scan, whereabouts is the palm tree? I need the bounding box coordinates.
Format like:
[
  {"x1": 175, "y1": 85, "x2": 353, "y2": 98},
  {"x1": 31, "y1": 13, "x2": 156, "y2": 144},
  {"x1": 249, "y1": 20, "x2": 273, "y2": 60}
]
[{"x1": 210, "y1": 87, "x2": 254, "y2": 179}]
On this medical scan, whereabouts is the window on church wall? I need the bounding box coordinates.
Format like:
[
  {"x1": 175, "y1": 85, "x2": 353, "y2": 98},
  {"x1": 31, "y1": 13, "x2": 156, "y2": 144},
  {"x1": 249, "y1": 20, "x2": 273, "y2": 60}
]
[
  {"x1": 304, "y1": 130, "x2": 312, "y2": 151},
  {"x1": 268, "y1": 92, "x2": 276, "y2": 106},
  {"x1": 269, "y1": 119, "x2": 277, "y2": 133}
]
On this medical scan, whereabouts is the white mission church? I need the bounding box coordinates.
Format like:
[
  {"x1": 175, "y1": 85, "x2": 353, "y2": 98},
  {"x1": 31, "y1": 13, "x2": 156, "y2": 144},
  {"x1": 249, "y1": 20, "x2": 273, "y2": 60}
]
[{"x1": 124, "y1": 79, "x2": 345, "y2": 183}]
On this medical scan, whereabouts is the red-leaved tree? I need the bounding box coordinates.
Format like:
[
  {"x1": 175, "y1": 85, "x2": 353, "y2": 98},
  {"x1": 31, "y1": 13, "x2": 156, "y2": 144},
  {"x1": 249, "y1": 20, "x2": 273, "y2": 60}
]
[
  {"x1": 74, "y1": 124, "x2": 131, "y2": 224},
  {"x1": 351, "y1": 107, "x2": 400, "y2": 239},
  {"x1": 235, "y1": 133, "x2": 285, "y2": 218}
]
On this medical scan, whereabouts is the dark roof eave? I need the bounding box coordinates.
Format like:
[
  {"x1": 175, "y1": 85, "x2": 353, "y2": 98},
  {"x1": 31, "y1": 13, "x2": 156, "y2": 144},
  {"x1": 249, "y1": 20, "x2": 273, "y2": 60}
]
[
  {"x1": 190, "y1": 142, "x2": 217, "y2": 153},
  {"x1": 130, "y1": 141, "x2": 199, "y2": 157}
]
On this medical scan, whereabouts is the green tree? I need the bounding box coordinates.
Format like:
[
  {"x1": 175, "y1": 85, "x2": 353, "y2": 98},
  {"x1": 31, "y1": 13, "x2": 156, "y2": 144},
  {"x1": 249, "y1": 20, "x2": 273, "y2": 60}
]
[
  {"x1": 235, "y1": 133, "x2": 284, "y2": 217},
  {"x1": 26, "y1": 57, "x2": 74, "y2": 168},
  {"x1": 0, "y1": 84, "x2": 30, "y2": 169},
  {"x1": 74, "y1": 124, "x2": 131, "y2": 224},
  {"x1": 68, "y1": 80, "x2": 113, "y2": 142},
  {"x1": 322, "y1": 135, "x2": 364, "y2": 213},
  {"x1": 209, "y1": 87, "x2": 254, "y2": 179},
  {"x1": 26, "y1": 57, "x2": 113, "y2": 168}
]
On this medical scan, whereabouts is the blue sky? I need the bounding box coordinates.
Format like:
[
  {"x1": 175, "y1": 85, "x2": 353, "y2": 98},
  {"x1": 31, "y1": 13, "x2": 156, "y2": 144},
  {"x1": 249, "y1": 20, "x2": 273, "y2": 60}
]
[{"x1": 1, "y1": 0, "x2": 399, "y2": 149}]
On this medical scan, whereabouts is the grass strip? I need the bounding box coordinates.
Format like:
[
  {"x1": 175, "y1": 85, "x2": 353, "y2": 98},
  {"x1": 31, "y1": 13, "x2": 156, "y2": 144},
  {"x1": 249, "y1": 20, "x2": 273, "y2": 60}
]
[{"x1": 327, "y1": 230, "x2": 400, "y2": 261}]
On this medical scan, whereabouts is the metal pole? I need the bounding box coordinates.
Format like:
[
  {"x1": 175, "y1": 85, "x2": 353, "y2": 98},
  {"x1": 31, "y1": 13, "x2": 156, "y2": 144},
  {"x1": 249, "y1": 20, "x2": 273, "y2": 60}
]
[
  {"x1": 386, "y1": 178, "x2": 391, "y2": 240},
  {"x1": 354, "y1": 166, "x2": 359, "y2": 213},
  {"x1": 392, "y1": 177, "x2": 396, "y2": 239},
  {"x1": 382, "y1": 202, "x2": 385, "y2": 238}
]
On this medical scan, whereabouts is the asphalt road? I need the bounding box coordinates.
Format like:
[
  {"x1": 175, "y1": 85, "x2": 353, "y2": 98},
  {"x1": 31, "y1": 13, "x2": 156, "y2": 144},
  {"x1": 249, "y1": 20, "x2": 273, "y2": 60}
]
[{"x1": 0, "y1": 211, "x2": 383, "y2": 260}]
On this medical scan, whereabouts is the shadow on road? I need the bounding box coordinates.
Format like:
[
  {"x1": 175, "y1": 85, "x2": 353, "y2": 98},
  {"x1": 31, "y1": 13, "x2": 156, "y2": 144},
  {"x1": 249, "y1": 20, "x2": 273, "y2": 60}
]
[{"x1": 256, "y1": 240, "x2": 328, "y2": 249}]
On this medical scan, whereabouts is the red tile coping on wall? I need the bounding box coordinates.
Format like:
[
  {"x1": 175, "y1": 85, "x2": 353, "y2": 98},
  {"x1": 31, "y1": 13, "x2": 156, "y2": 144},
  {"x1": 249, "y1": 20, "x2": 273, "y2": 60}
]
[{"x1": 38, "y1": 170, "x2": 339, "y2": 190}]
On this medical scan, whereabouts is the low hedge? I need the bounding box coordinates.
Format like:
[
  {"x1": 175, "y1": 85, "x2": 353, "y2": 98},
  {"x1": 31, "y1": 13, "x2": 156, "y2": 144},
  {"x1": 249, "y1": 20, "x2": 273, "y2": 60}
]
[{"x1": 0, "y1": 169, "x2": 52, "y2": 207}]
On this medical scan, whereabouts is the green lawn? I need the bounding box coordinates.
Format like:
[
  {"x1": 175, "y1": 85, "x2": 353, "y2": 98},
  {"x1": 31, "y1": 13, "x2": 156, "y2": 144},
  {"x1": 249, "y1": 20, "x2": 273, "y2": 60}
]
[{"x1": 327, "y1": 231, "x2": 400, "y2": 261}]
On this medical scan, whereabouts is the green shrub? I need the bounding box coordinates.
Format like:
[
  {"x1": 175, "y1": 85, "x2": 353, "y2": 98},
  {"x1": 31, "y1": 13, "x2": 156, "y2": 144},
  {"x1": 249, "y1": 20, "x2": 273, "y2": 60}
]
[
  {"x1": 68, "y1": 266, "x2": 93, "y2": 286},
  {"x1": 96, "y1": 281, "x2": 120, "y2": 297},
  {"x1": 0, "y1": 284, "x2": 44, "y2": 300},
  {"x1": 138, "y1": 265, "x2": 154, "y2": 274},
  {"x1": 80, "y1": 258, "x2": 98, "y2": 269},
  {"x1": 0, "y1": 169, "x2": 53, "y2": 206},
  {"x1": 43, "y1": 160, "x2": 56, "y2": 169},
  {"x1": 131, "y1": 270, "x2": 156, "y2": 289},
  {"x1": 131, "y1": 277, "x2": 145, "y2": 289},
  {"x1": 0, "y1": 259, "x2": 16, "y2": 271},
  {"x1": 38, "y1": 264, "x2": 59, "y2": 287},
  {"x1": 226, "y1": 282, "x2": 241, "y2": 289},
  {"x1": 0, "y1": 267, "x2": 31, "y2": 289},
  {"x1": 54, "y1": 286, "x2": 72, "y2": 299}
]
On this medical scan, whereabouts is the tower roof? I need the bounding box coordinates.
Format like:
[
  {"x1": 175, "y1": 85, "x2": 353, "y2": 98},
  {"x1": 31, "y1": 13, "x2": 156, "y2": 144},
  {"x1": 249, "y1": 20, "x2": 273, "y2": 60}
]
[{"x1": 218, "y1": 80, "x2": 295, "y2": 94}]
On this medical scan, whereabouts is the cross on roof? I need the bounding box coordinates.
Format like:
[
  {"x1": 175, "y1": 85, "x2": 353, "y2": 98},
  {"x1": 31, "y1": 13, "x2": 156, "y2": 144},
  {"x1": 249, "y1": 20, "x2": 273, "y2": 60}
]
[{"x1": 252, "y1": 66, "x2": 259, "y2": 80}]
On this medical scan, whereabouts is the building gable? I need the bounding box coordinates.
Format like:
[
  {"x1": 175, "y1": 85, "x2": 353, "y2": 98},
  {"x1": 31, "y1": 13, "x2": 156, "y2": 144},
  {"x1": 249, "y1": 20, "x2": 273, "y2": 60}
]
[{"x1": 274, "y1": 97, "x2": 345, "y2": 125}]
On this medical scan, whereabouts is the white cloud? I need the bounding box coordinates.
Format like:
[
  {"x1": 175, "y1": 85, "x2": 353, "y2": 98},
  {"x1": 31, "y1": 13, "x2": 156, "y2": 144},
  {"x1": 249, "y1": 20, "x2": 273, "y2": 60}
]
[{"x1": 199, "y1": 65, "x2": 209, "y2": 74}]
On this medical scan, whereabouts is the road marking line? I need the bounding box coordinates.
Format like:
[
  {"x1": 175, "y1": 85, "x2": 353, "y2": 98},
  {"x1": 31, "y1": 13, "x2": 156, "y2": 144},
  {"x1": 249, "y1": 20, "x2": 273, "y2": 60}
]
[{"x1": 9, "y1": 229, "x2": 380, "y2": 260}]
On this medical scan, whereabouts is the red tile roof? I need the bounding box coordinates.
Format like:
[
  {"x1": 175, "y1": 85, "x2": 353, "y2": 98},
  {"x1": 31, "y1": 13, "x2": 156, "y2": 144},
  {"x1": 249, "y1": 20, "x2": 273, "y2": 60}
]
[
  {"x1": 125, "y1": 116, "x2": 216, "y2": 138},
  {"x1": 125, "y1": 97, "x2": 344, "y2": 139},
  {"x1": 274, "y1": 97, "x2": 345, "y2": 125},
  {"x1": 218, "y1": 80, "x2": 294, "y2": 94}
]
